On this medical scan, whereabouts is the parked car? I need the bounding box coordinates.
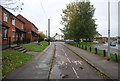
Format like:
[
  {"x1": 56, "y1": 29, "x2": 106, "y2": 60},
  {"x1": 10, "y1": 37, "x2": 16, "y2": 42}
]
[{"x1": 110, "y1": 41, "x2": 117, "y2": 46}]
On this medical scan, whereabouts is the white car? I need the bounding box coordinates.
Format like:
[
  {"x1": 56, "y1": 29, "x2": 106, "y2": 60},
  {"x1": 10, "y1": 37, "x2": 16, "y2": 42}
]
[{"x1": 110, "y1": 41, "x2": 117, "y2": 46}]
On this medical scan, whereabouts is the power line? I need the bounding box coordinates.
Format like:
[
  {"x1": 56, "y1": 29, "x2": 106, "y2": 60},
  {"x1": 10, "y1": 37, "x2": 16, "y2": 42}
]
[{"x1": 40, "y1": 1, "x2": 48, "y2": 19}]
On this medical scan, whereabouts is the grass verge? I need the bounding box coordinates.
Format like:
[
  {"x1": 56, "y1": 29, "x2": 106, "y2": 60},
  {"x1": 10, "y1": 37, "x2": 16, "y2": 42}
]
[
  {"x1": 2, "y1": 49, "x2": 34, "y2": 77},
  {"x1": 21, "y1": 41, "x2": 48, "y2": 52}
]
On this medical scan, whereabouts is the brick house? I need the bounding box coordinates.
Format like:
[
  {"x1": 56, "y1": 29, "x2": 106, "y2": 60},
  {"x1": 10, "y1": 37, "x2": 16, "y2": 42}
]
[
  {"x1": 17, "y1": 15, "x2": 39, "y2": 42},
  {"x1": 0, "y1": 6, "x2": 39, "y2": 49},
  {"x1": 0, "y1": 6, "x2": 26, "y2": 49}
]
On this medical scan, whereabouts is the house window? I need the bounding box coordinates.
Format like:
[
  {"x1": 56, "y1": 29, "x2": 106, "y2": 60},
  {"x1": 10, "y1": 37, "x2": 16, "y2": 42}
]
[
  {"x1": 21, "y1": 23, "x2": 24, "y2": 29},
  {"x1": 16, "y1": 34, "x2": 18, "y2": 40},
  {"x1": 4, "y1": 12, "x2": 8, "y2": 22},
  {"x1": 20, "y1": 35, "x2": 23, "y2": 40},
  {"x1": 12, "y1": 18, "x2": 16, "y2": 25},
  {"x1": 4, "y1": 29, "x2": 8, "y2": 39},
  {"x1": 12, "y1": 30, "x2": 15, "y2": 38}
]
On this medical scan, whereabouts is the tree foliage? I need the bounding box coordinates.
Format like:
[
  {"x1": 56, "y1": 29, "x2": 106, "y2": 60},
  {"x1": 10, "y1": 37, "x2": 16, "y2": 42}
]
[
  {"x1": 1, "y1": 0, "x2": 24, "y2": 12},
  {"x1": 37, "y1": 32, "x2": 46, "y2": 42},
  {"x1": 38, "y1": 32, "x2": 46, "y2": 38},
  {"x1": 61, "y1": 1, "x2": 97, "y2": 41}
]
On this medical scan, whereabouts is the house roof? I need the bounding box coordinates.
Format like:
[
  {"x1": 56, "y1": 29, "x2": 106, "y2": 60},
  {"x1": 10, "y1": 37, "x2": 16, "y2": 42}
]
[
  {"x1": 0, "y1": 5, "x2": 25, "y2": 24},
  {"x1": 17, "y1": 14, "x2": 38, "y2": 30},
  {"x1": 53, "y1": 34, "x2": 64, "y2": 38},
  {"x1": 96, "y1": 32, "x2": 102, "y2": 36}
]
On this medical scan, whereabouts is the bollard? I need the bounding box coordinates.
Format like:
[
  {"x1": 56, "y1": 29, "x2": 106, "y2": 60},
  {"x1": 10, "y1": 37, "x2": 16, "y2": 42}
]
[
  {"x1": 115, "y1": 53, "x2": 118, "y2": 62},
  {"x1": 85, "y1": 46, "x2": 87, "y2": 50},
  {"x1": 103, "y1": 50, "x2": 106, "y2": 57},
  {"x1": 95, "y1": 48, "x2": 97, "y2": 54},
  {"x1": 78, "y1": 44, "x2": 80, "y2": 48},
  {"x1": 83, "y1": 45, "x2": 84, "y2": 49},
  {"x1": 90, "y1": 47, "x2": 92, "y2": 52}
]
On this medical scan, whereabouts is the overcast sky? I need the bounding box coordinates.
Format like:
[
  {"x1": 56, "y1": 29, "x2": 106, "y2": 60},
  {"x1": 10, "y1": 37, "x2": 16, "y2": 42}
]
[{"x1": 2, "y1": 0, "x2": 119, "y2": 37}]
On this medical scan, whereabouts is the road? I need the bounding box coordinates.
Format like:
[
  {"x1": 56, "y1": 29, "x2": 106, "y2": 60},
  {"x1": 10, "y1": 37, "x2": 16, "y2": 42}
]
[
  {"x1": 104, "y1": 43, "x2": 120, "y2": 51},
  {"x1": 50, "y1": 42, "x2": 103, "y2": 79},
  {"x1": 91, "y1": 43, "x2": 120, "y2": 55},
  {"x1": 4, "y1": 42, "x2": 104, "y2": 80}
]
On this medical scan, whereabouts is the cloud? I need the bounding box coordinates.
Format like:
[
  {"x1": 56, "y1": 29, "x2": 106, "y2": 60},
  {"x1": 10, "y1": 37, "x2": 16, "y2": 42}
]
[{"x1": 8, "y1": 0, "x2": 119, "y2": 37}]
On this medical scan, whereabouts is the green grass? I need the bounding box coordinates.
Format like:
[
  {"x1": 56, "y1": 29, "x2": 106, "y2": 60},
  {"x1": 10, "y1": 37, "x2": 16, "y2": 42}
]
[
  {"x1": 2, "y1": 49, "x2": 34, "y2": 77},
  {"x1": 40, "y1": 41, "x2": 49, "y2": 46},
  {"x1": 10, "y1": 42, "x2": 17, "y2": 45},
  {"x1": 21, "y1": 41, "x2": 48, "y2": 52},
  {"x1": 66, "y1": 41, "x2": 120, "y2": 61}
]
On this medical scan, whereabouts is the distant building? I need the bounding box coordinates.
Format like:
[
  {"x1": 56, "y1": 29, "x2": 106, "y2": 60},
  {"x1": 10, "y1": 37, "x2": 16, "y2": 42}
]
[
  {"x1": 96, "y1": 32, "x2": 102, "y2": 37},
  {"x1": 53, "y1": 33, "x2": 64, "y2": 41}
]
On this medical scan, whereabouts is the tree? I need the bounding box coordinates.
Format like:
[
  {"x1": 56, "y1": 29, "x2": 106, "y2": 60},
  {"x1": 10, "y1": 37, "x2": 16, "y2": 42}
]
[
  {"x1": 1, "y1": 0, "x2": 24, "y2": 12},
  {"x1": 38, "y1": 32, "x2": 46, "y2": 42},
  {"x1": 61, "y1": 1, "x2": 97, "y2": 42},
  {"x1": 38, "y1": 32, "x2": 46, "y2": 38}
]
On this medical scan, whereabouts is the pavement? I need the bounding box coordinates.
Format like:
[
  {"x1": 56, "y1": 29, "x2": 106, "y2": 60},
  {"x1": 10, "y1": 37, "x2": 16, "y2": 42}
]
[
  {"x1": 63, "y1": 42, "x2": 118, "y2": 80},
  {"x1": 5, "y1": 42, "x2": 55, "y2": 79}
]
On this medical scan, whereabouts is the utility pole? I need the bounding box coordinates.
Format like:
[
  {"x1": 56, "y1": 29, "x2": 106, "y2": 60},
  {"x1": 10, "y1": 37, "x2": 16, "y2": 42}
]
[
  {"x1": 46, "y1": 30, "x2": 47, "y2": 37},
  {"x1": 107, "y1": 0, "x2": 110, "y2": 60},
  {"x1": 48, "y1": 19, "x2": 50, "y2": 45}
]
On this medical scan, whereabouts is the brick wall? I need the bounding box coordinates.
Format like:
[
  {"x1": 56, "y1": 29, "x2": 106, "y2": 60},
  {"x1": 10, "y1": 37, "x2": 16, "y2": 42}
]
[{"x1": 17, "y1": 15, "x2": 39, "y2": 41}]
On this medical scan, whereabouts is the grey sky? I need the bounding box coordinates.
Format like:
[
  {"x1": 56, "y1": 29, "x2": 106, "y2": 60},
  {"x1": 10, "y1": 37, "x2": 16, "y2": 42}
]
[{"x1": 2, "y1": 0, "x2": 119, "y2": 37}]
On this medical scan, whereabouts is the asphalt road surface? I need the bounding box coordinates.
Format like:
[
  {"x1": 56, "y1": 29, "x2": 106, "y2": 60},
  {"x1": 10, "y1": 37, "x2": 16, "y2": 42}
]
[
  {"x1": 5, "y1": 42, "x2": 104, "y2": 80},
  {"x1": 91, "y1": 44, "x2": 120, "y2": 55},
  {"x1": 50, "y1": 42, "x2": 103, "y2": 79}
]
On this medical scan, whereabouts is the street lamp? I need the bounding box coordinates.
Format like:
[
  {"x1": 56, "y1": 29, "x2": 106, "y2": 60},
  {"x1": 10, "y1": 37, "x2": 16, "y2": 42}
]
[
  {"x1": 48, "y1": 19, "x2": 50, "y2": 45},
  {"x1": 107, "y1": 0, "x2": 110, "y2": 60}
]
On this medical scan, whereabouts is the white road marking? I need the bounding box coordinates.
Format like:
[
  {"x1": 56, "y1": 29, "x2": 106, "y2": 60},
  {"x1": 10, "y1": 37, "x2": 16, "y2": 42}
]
[
  {"x1": 72, "y1": 61, "x2": 82, "y2": 65},
  {"x1": 62, "y1": 49, "x2": 65, "y2": 53},
  {"x1": 72, "y1": 67, "x2": 79, "y2": 78},
  {"x1": 62, "y1": 48, "x2": 68, "y2": 57},
  {"x1": 78, "y1": 61, "x2": 82, "y2": 65},
  {"x1": 65, "y1": 53, "x2": 67, "y2": 57},
  {"x1": 67, "y1": 58, "x2": 71, "y2": 63}
]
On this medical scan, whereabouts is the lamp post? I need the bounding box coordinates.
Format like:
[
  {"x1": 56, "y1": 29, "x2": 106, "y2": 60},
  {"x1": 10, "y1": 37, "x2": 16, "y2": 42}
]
[
  {"x1": 48, "y1": 19, "x2": 50, "y2": 45},
  {"x1": 107, "y1": 0, "x2": 110, "y2": 60}
]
